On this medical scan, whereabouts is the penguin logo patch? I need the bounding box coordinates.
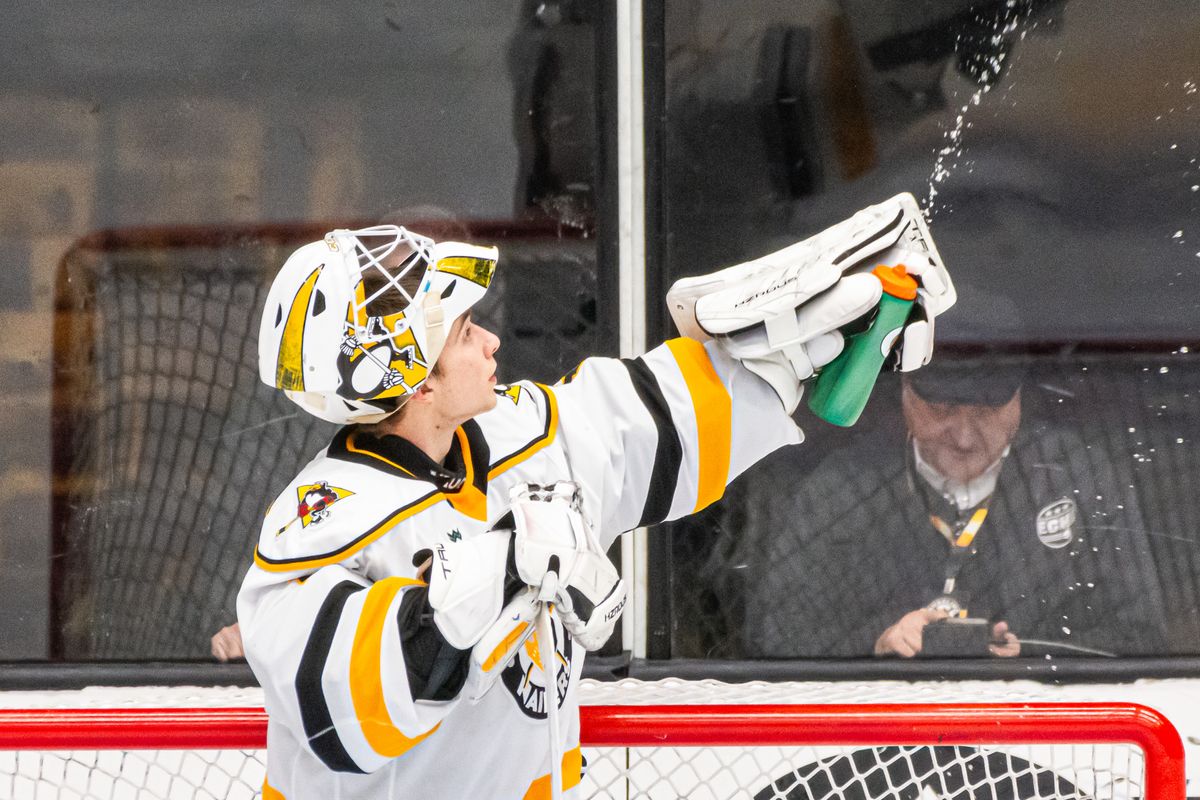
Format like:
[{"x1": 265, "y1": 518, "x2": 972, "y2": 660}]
[
  {"x1": 296, "y1": 481, "x2": 354, "y2": 527},
  {"x1": 496, "y1": 383, "x2": 523, "y2": 405},
  {"x1": 501, "y1": 620, "x2": 573, "y2": 720},
  {"x1": 1036, "y1": 498, "x2": 1077, "y2": 549}
]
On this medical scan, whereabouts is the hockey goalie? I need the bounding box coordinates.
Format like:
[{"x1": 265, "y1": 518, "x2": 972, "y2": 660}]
[{"x1": 239, "y1": 193, "x2": 955, "y2": 799}]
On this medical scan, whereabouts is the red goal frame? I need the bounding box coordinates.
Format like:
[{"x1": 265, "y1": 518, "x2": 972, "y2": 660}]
[{"x1": 0, "y1": 702, "x2": 1184, "y2": 799}]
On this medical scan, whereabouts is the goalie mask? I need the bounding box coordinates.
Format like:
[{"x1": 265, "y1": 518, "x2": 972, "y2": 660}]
[{"x1": 258, "y1": 225, "x2": 498, "y2": 424}]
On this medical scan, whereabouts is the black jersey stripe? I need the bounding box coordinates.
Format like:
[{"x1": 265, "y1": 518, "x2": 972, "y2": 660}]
[
  {"x1": 459, "y1": 418, "x2": 491, "y2": 496},
  {"x1": 622, "y1": 357, "x2": 683, "y2": 527},
  {"x1": 295, "y1": 580, "x2": 367, "y2": 774}
]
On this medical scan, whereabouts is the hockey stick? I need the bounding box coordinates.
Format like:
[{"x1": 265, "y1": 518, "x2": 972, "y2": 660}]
[{"x1": 536, "y1": 565, "x2": 564, "y2": 800}]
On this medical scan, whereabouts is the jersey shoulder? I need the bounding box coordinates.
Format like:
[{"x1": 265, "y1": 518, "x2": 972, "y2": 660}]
[
  {"x1": 478, "y1": 381, "x2": 561, "y2": 479},
  {"x1": 254, "y1": 441, "x2": 442, "y2": 574}
]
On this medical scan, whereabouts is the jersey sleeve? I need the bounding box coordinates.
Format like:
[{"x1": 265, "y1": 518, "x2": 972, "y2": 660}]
[
  {"x1": 554, "y1": 337, "x2": 802, "y2": 546},
  {"x1": 237, "y1": 563, "x2": 456, "y2": 774}
]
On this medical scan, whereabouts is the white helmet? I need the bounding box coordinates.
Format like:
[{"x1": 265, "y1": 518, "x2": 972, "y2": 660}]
[{"x1": 258, "y1": 225, "x2": 497, "y2": 424}]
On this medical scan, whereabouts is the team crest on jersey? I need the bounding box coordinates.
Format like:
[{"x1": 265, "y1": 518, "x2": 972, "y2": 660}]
[
  {"x1": 1035, "y1": 497, "x2": 1077, "y2": 548},
  {"x1": 496, "y1": 383, "x2": 523, "y2": 405},
  {"x1": 501, "y1": 620, "x2": 573, "y2": 719},
  {"x1": 296, "y1": 481, "x2": 354, "y2": 527}
]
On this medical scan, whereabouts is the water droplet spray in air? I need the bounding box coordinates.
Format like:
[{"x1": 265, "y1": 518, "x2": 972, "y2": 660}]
[{"x1": 924, "y1": 6, "x2": 1036, "y2": 220}]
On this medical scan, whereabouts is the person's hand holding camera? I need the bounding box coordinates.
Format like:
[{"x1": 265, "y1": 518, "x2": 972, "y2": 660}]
[
  {"x1": 873, "y1": 608, "x2": 949, "y2": 657},
  {"x1": 988, "y1": 620, "x2": 1020, "y2": 657},
  {"x1": 875, "y1": 610, "x2": 1021, "y2": 658}
]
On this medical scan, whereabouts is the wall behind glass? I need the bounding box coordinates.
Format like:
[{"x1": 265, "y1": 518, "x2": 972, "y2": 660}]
[
  {"x1": 660, "y1": 0, "x2": 1200, "y2": 661},
  {"x1": 0, "y1": 1, "x2": 613, "y2": 659}
]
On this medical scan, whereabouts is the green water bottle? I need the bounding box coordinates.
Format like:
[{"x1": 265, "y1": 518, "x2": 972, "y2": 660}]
[{"x1": 807, "y1": 264, "x2": 918, "y2": 427}]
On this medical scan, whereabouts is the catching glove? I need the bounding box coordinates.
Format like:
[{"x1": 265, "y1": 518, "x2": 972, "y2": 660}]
[{"x1": 666, "y1": 193, "x2": 955, "y2": 413}]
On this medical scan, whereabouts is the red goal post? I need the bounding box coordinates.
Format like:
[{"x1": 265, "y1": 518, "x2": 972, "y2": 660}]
[{"x1": 0, "y1": 702, "x2": 1185, "y2": 799}]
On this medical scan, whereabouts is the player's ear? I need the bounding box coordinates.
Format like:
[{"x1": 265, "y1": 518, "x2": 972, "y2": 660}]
[{"x1": 410, "y1": 381, "x2": 436, "y2": 404}]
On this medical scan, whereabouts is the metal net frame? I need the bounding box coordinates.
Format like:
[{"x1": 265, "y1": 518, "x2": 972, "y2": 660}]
[{"x1": 0, "y1": 683, "x2": 1184, "y2": 800}]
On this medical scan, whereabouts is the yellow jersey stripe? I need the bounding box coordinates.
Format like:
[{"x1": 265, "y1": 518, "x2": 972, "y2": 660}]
[
  {"x1": 253, "y1": 492, "x2": 444, "y2": 573},
  {"x1": 666, "y1": 338, "x2": 732, "y2": 513},
  {"x1": 445, "y1": 484, "x2": 488, "y2": 521},
  {"x1": 350, "y1": 577, "x2": 439, "y2": 757},
  {"x1": 522, "y1": 746, "x2": 584, "y2": 799},
  {"x1": 488, "y1": 383, "x2": 560, "y2": 479},
  {"x1": 444, "y1": 426, "x2": 488, "y2": 520},
  {"x1": 261, "y1": 779, "x2": 286, "y2": 800}
]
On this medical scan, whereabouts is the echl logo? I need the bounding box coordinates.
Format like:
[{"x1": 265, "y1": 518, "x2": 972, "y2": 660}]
[{"x1": 296, "y1": 481, "x2": 353, "y2": 527}]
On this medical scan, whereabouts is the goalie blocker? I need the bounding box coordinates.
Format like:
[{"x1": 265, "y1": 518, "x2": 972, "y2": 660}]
[
  {"x1": 667, "y1": 193, "x2": 956, "y2": 414},
  {"x1": 426, "y1": 482, "x2": 626, "y2": 703}
]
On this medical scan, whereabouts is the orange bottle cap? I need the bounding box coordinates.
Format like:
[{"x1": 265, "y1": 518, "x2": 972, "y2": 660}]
[{"x1": 872, "y1": 264, "x2": 919, "y2": 300}]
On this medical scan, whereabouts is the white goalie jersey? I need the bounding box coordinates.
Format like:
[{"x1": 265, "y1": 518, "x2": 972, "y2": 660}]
[{"x1": 238, "y1": 338, "x2": 800, "y2": 800}]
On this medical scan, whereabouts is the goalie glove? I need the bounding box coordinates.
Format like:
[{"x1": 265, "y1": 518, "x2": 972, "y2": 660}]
[
  {"x1": 423, "y1": 483, "x2": 626, "y2": 702},
  {"x1": 666, "y1": 193, "x2": 956, "y2": 413},
  {"x1": 499, "y1": 481, "x2": 627, "y2": 652},
  {"x1": 554, "y1": 557, "x2": 626, "y2": 651}
]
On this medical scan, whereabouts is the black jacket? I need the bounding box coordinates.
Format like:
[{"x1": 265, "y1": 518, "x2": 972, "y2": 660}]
[{"x1": 697, "y1": 419, "x2": 1169, "y2": 658}]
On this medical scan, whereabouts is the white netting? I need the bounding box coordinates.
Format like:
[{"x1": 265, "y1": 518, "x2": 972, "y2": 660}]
[
  {"x1": 2, "y1": 749, "x2": 262, "y2": 800},
  {"x1": 581, "y1": 743, "x2": 1141, "y2": 800},
  {"x1": 0, "y1": 681, "x2": 1160, "y2": 800}
]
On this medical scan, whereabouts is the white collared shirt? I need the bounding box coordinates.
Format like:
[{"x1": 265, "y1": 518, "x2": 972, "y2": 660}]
[{"x1": 912, "y1": 440, "x2": 1008, "y2": 519}]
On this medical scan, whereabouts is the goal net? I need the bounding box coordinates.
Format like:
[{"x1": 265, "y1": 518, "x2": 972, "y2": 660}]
[
  {"x1": 0, "y1": 681, "x2": 1183, "y2": 799},
  {"x1": 50, "y1": 222, "x2": 600, "y2": 660}
]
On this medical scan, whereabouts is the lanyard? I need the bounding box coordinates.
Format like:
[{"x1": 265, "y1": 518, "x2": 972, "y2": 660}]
[{"x1": 929, "y1": 506, "x2": 989, "y2": 599}]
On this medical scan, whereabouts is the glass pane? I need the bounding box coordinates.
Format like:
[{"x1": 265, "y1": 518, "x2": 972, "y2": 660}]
[
  {"x1": 661, "y1": 0, "x2": 1200, "y2": 659},
  {"x1": 1, "y1": 1, "x2": 613, "y2": 660}
]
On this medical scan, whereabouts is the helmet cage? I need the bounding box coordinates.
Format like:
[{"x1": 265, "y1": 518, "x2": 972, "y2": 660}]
[{"x1": 330, "y1": 225, "x2": 437, "y2": 402}]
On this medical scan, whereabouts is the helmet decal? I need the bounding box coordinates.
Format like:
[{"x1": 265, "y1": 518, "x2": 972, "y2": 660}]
[
  {"x1": 339, "y1": 326, "x2": 429, "y2": 400},
  {"x1": 276, "y1": 265, "x2": 322, "y2": 391},
  {"x1": 436, "y1": 255, "x2": 496, "y2": 288}
]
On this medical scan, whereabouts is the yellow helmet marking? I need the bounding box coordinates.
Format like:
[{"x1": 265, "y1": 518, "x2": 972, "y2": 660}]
[
  {"x1": 276, "y1": 266, "x2": 322, "y2": 390},
  {"x1": 435, "y1": 255, "x2": 496, "y2": 287}
]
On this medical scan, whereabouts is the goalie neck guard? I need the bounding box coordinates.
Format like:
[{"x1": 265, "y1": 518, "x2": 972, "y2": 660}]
[{"x1": 258, "y1": 225, "x2": 498, "y2": 424}]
